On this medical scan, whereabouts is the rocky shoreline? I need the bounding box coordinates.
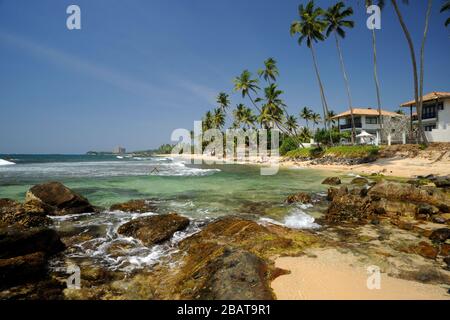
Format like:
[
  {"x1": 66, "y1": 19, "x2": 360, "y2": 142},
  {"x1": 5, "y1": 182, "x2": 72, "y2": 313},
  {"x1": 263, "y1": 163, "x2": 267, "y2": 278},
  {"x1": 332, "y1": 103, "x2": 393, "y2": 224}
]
[{"x1": 1, "y1": 176, "x2": 449, "y2": 300}]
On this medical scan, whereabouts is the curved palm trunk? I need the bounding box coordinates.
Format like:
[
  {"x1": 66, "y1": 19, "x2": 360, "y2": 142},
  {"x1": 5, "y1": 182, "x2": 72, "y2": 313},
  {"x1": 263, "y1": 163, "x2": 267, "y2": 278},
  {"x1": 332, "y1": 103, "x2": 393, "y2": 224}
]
[
  {"x1": 334, "y1": 32, "x2": 356, "y2": 145},
  {"x1": 419, "y1": 0, "x2": 433, "y2": 145},
  {"x1": 309, "y1": 41, "x2": 333, "y2": 145},
  {"x1": 391, "y1": 0, "x2": 427, "y2": 144},
  {"x1": 372, "y1": 28, "x2": 383, "y2": 143}
]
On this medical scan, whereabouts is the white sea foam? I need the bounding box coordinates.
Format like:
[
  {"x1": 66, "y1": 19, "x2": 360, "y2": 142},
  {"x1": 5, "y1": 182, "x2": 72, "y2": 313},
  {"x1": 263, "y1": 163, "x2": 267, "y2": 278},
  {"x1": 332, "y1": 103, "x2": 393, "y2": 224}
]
[
  {"x1": 284, "y1": 210, "x2": 320, "y2": 229},
  {"x1": 0, "y1": 158, "x2": 220, "y2": 178},
  {"x1": 0, "y1": 159, "x2": 15, "y2": 166},
  {"x1": 259, "y1": 207, "x2": 320, "y2": 230}
]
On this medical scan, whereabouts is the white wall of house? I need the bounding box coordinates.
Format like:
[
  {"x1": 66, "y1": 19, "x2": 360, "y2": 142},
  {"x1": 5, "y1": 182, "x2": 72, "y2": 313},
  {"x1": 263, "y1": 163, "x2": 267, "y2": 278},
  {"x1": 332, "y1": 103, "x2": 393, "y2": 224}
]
[
  {"x1": 438, "y1": 99, "x2": 450, "y2": 129},
  {"x1": 426, "y1": 99, "x2": 450, "y2": 142}
]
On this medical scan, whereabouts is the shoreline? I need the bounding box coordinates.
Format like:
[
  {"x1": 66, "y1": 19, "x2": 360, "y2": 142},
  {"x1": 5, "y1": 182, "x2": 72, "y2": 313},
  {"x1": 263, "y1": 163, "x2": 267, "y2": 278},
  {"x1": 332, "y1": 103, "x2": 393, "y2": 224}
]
[{"x1": 162, "y1": 153, "x2": 450, "y2": 178}]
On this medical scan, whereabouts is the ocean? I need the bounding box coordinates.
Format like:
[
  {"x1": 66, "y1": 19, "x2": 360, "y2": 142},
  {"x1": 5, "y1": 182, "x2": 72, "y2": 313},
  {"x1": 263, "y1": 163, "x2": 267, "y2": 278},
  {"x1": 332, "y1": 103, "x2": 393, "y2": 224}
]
[{"x1": 0, "y1": 154, "x2": 338, "y2": 271}]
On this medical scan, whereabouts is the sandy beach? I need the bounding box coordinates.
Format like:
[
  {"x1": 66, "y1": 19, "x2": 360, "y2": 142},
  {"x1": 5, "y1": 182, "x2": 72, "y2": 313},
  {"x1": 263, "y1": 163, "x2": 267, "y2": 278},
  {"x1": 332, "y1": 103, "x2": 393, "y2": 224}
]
[
  {"x1": 271, "y1": 249, "x2": 450, "y2": 300},
  {"x1": 167, "y1": 153, "x2": 450, "y2": 178}
]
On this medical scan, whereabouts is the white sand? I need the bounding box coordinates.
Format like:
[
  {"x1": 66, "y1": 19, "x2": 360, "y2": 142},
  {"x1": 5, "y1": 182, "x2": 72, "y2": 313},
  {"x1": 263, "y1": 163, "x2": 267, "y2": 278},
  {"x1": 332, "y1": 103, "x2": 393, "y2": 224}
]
[{"x1": 271, "y1": 249, "x2": 450, "y2": 300}]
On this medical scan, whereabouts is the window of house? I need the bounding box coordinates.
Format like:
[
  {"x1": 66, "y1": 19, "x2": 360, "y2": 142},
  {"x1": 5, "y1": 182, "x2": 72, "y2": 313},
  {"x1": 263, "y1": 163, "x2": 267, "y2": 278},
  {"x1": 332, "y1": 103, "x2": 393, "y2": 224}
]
[
  {"x1": 424, "y1": 124, "x2": 436, "y2": 132},
  {"x1": 365, "y1": 116, "x2": 378, "y2": 124},
  {"x1": 423, "y1": 105, "x2": 436, "y2": 118}
]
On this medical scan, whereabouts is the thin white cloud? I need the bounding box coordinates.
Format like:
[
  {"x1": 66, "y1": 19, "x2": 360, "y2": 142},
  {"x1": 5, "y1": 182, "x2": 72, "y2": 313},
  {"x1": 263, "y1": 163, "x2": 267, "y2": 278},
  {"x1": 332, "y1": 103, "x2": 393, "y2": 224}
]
[{"x1": 0, "y1": 30, "x2": 174, "y2": 101}]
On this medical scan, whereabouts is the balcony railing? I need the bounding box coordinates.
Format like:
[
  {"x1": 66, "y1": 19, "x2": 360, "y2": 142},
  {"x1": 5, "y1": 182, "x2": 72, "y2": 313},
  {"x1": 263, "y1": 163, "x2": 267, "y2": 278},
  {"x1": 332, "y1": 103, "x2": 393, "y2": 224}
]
[{"x1": 340, "y1": 123, "x2": 362, "y2": 130}]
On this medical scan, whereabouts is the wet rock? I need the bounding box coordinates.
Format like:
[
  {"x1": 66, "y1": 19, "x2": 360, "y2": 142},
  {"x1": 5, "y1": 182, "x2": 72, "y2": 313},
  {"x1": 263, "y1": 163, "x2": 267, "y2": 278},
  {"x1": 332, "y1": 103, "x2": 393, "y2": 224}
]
[
  {"x1": 285, "y1": 192, "x2": 311, "y2": 204},
  {"x1": 25, "y1": 182, "x2": 96, "y2": 216},
  {"x1": 117, "y1": 213, "x2": 189, "y2": 246},
  {"x1": 0, "y1": 226, "x2": 65, "y2": 259},
  {"x1": 0, "y1": 198, "x2": 52, "y2": 228},
  {"x1": 0, "y1": 252, "x2": 47, "y2": 288},
  {"x1": 429, "y1": 228, "x2": 450, "y2": 243},
  {"x1": 110, "y1": 199, "x2": 156, "y2": 213},
  {"x1": 444, "y1": 256, "x2": 450, "y2": 270},
  {"x1": 416, "y1": 204, "x2": 440, "y2": 217},
  {"x1": 326, "y1": 186, "x2": 348, "y2": 202},
  {"x1": 351, "y1": 177, "x2": 369, "y2": 185},
  {"x1": 321, "y1": 177, "x2": 341, "y2": 185},
  {"x1": 197, "y1": 248, "x2": 273, "y2": 300},
  {"x1": 432, "y1": 176, "x2": 450, "y2": 189},
  {"x1": 368, "y1": 181, "x2": 449, "y2": 209},
  {"x1": 409, "y1": 241, "x2": 439, "y2": 260},
  {"x1": 169, "y1": 217, "x2": 314, "y2": 300},
  {"x1": 325, "y1": 189, "x2": 372, "y2": 223}
]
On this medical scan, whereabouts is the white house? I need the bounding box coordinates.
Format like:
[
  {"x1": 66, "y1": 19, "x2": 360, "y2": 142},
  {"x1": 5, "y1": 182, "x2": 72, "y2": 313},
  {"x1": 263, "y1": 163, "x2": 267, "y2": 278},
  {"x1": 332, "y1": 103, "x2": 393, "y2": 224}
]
[
  {"x1": 331, "y1": 107, "x2": 403, "y2": 138},
  {"x1": 400, "y1": 91, "x2": 450, "y2": 142}
]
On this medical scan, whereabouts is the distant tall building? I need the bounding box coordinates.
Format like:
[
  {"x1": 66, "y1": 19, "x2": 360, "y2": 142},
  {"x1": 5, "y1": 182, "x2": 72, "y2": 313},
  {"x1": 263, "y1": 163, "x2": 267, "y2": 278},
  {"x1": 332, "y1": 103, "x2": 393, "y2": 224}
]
[{"x1": 113, "y1": 146, "x2": 126, "y2": 155}]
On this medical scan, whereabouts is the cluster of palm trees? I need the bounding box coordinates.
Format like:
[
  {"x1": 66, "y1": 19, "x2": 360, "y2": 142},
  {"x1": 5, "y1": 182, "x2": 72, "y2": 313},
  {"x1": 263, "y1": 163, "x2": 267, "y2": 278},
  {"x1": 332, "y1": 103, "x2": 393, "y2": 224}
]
[{"x1": 200, "y1": 1, "x2": 448, "y2": 148}]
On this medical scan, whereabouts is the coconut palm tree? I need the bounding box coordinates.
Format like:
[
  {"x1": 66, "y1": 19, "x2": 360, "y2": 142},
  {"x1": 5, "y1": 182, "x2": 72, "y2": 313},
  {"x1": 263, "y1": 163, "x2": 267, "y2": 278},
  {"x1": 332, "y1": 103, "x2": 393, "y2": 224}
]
[
  {"x1": 233, "y1": 104, "x2": 256, "y2": 130},
  {"x1": 391, "y1": 0, "x2": 432, "y2": 145},
  {"x1": 442, "y1": 1, "x2": 450, "y2": 27},
  {"x1": 212, "y1": 108, "x2": 225, "y2": 130},
  {"x1": 233, "y1": 70, "x2": 261, "y2": 113},
  {"x1": 327, "y1": 110, "x2": 337, "y2": 128},
  {"x1": 216, "y1": 92, "x2": 230, "y2": 113},
  {"x1": 311, "y1": 112, "x2": 322, "y2": 132},
  {"x1": 300, "y1": 106, "x2": 313, "y2": 129},
  {"x1": 299, "y1": 127, "x2": 313, "y2": 142},
  {"x1": 258, "y1": 58, "x2": 280, "y2": 84},
  {"x1": 291, "y1": 0, "x2": 333, "y2": 144},
  {"x1": 324, "y1": 1, "x2": 356, "y2": 144},
  {"x1": 285, "y1": 115, "x2": 299, "y2": 134},
  {"x1": 365, "y1": 0, "x2": 385, "y2": 142},
  {"x1": 203, "y1": 110, "x2": 213, "y2": 131}
]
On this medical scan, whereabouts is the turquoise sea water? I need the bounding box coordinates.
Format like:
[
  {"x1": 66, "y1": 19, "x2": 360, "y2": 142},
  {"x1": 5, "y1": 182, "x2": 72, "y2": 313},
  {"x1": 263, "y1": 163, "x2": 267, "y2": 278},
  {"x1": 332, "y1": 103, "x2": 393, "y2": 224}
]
[{"x1": 0, "y1": 154, "x2": 346, "y2": 270}]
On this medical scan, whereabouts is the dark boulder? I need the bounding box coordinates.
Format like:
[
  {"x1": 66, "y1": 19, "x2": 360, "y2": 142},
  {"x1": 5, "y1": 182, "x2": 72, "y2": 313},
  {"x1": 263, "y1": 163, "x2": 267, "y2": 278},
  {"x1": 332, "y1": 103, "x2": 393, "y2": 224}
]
[
  {"x1": 0, "y1": 252, "x2": 47, "y2": 289},
  {"x1": 117, "y1": 213, "x2": 189, "y2": 246},
  {"x1": 0, "y1": 226, "x2": 65, "y2": 259},
  {"x1": 110, "y1": 199, "x2": 157, "y2": 213},
  {"x1": 321, "y1": 177, "x2": 341, "y2": 186},
  {"x1": 197, "y1": 248, "x2": 273, "y2": 300},
  {"x1": 285, "y1": 192, "x2": 311, "y2": 204},
  {"x1": 429, "y1": 228, "x2": 450, "y2": 243},
  {"x1": 25, "y1": 182, "x2": 96, "y2": 216}
]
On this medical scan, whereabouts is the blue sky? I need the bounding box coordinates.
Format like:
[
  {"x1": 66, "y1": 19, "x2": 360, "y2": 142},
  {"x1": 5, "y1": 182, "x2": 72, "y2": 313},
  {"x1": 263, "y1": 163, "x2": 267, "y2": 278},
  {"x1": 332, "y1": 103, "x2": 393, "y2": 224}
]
[{"x1": 0, "y1": 0, "x2": 449, "y2": 154}]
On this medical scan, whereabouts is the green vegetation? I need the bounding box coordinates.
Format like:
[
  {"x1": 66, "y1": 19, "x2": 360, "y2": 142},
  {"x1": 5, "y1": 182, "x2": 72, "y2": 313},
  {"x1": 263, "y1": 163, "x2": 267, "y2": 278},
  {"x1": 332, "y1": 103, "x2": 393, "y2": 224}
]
[
  {"x1": 324, "y1": 145, "x2": 379, "y2": 158},
  {"x1": 285, "y1": 145, "x2": 379, "y2": 160},
  {"x1": 285, "y1": 148, "x2": 314, "y2": 159}
]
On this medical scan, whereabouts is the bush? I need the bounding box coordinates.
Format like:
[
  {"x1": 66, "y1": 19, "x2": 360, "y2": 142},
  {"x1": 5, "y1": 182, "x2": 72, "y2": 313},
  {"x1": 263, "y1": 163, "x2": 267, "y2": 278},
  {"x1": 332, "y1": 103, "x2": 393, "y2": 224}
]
[
  {"x1": 324, "y1": 146, "x2": 379, "y2": 159},
  {"x1": 284, "y1": 147, "x2": 324, "y2": 159},
  {"x1": 280, "y1": 136, "x2": 300, "y2": 156}
]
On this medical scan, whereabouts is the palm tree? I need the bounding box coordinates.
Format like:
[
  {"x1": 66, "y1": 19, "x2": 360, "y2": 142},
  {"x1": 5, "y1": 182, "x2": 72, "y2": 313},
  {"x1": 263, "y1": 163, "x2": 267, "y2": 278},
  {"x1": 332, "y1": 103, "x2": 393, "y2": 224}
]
[
  {"x1": 233, "y1": 70, "x2": 261, "y2": 113},
  {"x1": 217, "y1": 92, "x2": 230, "y2": 113},
  {"x1": 291, "y1": 0, "x2": 333, "y2": 144},
  {"x1": 212, "y1": 108, "x2": 225, "y2": 130},
  {"x1": 300, "y1": 106, "x2": 313, "y2": 129},
  {"x1": 442, "y1": 1, "x2": 450, "y2": 27},
  {"x1": 299, "y1": 127, "x2": 313, "y2": 142},
  {"x1": 258, "y1": 58, "x2": 280, "y2": 84},
  {"x1": 366, "y1": 0, "x2": 385, "y2": 142},
  {"x1": 327, "y1": 110, "x2": 337, "y2": 128},
  {"x1": 324, "y1": 2, "x2": 356, "y2": 144},
  {"x1": 203, "y1": 110, "x2": 213, "y2": 131},
  {"x1": 233, "y1": 104, "x2": 256, "y2": 129},
  {"x1": 285, "y1": 115, "x2": 299, "y2": 134},
  {"x1": 311, "y1": 112, "x2": 322, "y2": 132},
  {"x1": 391, "y1": 0, "x2": 432, "y2": 145}
]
